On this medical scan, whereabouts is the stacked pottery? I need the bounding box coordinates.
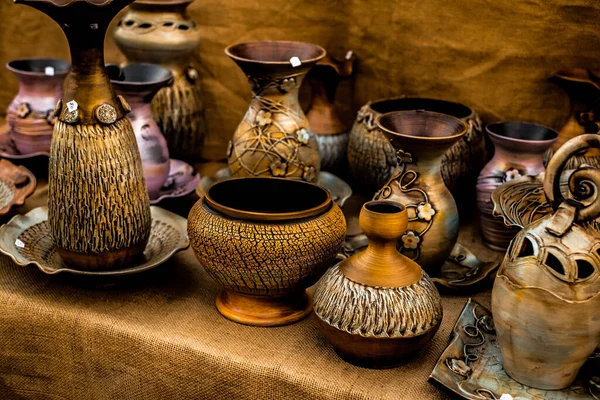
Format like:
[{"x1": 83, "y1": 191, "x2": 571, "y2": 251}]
[
  {"x1": 6, "y1": 58, "x2": 69, "y2": 154},
  {"x1": 314, "y1": 200, "x2": 442, "y2": 368},
  {"x1": 109, "y1": 63, "x2": 174, "y2": 200},
  {"x1": 225, "y1": 41, "x2": 325, "y2": 182},
  {"x1": 476, "y1": 122, "x2": 558, "y2": 251},
  {"x1": 373, "y1": 110, "x2": 468, "y2": 276}
]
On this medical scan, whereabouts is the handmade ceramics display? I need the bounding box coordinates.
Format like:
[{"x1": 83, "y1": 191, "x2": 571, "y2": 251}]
[
  {"x1": 0, "y1": 160, "x2": 36, "y2": 216},
  {"x1": 225, "y1": 41, "x2": 326, "y2": 181},
  {"x1": 6, "y1": 58, "x2": 69, "y2": 155},
  {"x1": 113, "y1": 0, "x2": 206, "y2": 162},
  {"x1": 492, "y1": 134, "x2": 600, "y2": 390},
  {"x1": 373, "y1": 110, "x2": 468, "y2": 275},
  {"x1": 476, "y1": 122, "x2": 558, "y2": 251},
  {"x1": 108, "y1": 63, "x2": 174, "y2": 200},
  {"x1": 306, "y1": 51, "x2": 355, "y2": 172},
  {"x1": 188, "y1": 178, "x2": 346, "y2": 326},
  {"x1": 347, "y1": 97, "x2": 485, "y2": 199},
  {"x1": 16, "y1": 0, "x2": 151, "y2": 271},
  {"x1": 314, "y1": 200, "x2": 442, "y2": 368}
]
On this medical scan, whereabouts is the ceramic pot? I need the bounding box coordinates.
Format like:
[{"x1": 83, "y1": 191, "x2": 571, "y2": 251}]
[
  {"x1": 373, "y1": 110, "x2": 468, "y2": 276},
  {"x1": 477, "y1": 122, "x2": 558, "y2": 251},
  {"x1": 109, "y1": 63, "x2": 173, "y2": 200},
  {"x1": 306, "y1": 51, "x2": 355, "y2": 172},
  {"x1": 188, "y1": 177, "x2": 346, "y2": 327},
  {"x1": 347, "y1": 97, "x2": 485, "y2": 199},
  {"x1": 314, "y1": 200, "x2": 442, "y2": 368},
  {"x1": 16, "y1": 0, "x2": 152, "y2": 271},
  {"x1": 545, "y1": 68, "x2": 600, "y2": 168},
  {"x1": 113, "y1": 0, "x2": 206, "y2": 162},
  {"x1": 6, "y1": 58, "x2": 69, "y2": 155},
  {"x1": 225, "y1": 41, "x2": 325, "y2": 182},
  {"x1": 492, "y1": 133, "x2": 600, "y2": 390}
]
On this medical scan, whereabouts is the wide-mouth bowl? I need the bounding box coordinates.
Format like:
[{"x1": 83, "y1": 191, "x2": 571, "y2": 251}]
[
  {"x1": 370, "y1": 97, "x2": 473, "y2": 120},
  {"x1": 7, "y1": 58, "x2": 70, "y2": 77},
  {"x1": 486, "y1": 121, "x2": 558, "y2": 144},
  {"x1": 204, "y1": 177, "x2": 332, "y2": 221},
  {"x1": 225, "y1": 41, "x2": 326, "y2": 65},
  {"x1": 377, "y1": 110, "x2": 468, "y2": 142},
  {"x1": 107, "y1": 63, "x2": 173, "y2": 87}
]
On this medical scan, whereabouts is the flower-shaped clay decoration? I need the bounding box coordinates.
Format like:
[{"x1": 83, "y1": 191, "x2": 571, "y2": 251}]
[
  {"x1": 417, "y1": 202, "x2": 436, "y2": 221},
  {"x1": 396, "y1": 149, "x2": 414, "y2": 165},
  {"x1": 45, "y1": 109, "x2": 58, "y2": 126},
  {"x1": 296, "y1": 128, "x2": 310, "y2": 144},
  {"x1": 479, "y1": 315, "x2": 495, "y2": 333},
  {"x1": 448, "y1": 358, "x2": 471, "y2": 377},
  {"x1": 503, "y1": 168, "x2": 522, "y2": 182},
  {"x1": 16, "y1": 103, "x2": 32, "y2": 119},
  {"x1": 279, "y1": 78, "x2": 295, "y2": 92},
  {"x1": 302, "y1": 165, "x2": 316, "y2": 182},
  {"x1": 269, "y1": 160, "x2": 287, "y2": 177},
  {"x1": 256, "y1": 110, "x2": 272, "y2": 127},
  {"x1": 401, "y1": 230, "x2": 420, "y2": 250}
]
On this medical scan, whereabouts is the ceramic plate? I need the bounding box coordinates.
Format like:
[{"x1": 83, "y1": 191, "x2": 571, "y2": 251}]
[
  {"x1": 0, "y1": 159, "x2": 37, "y2": 216},
  {"x1": 150, "y1": 158, "x2": 200, "y2": 204}
]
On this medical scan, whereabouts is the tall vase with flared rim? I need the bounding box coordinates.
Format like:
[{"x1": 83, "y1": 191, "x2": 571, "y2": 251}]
[
  {"x1": 477, "y1": 121, "x2": 558, "y2": 251},
  {"x1": 108, "y1": 63, "x2": 173, "y2": 200},
  {"x1": 15, "y1": 0, "x2": 152, "y2": 271},
  {"x1": 225, "y1": 41, "x2": 325, "y2": 182},
  {"x1": 373, "y1": 110, "x2": 468, "y2": 276}
]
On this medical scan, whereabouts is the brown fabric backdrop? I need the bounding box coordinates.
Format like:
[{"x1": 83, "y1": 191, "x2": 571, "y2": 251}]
[{"x1": 0, "y1": 0, "x2": 599, "y2": 160}]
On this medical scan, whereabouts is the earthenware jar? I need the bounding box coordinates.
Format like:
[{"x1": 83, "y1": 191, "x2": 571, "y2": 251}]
[
  {"x1": 188, "y1": 177, "x2": 346, "y2": 327},
  {"x1": 477, "y1": 122, "x2": 558, "y2": 251},
  {"x1": 545, "y1": 68, "x2": 600, "y2": 168},
  {"x1": 314, "y1": 200, "x2": 442, "y2": 368},
  {"x1": 15, "y1": 0, "x2": 151, "y2": 271},
  {"x1": 492, "y1": 133, "x2": 600, "y2": 390},
  {"x1": 6, "y1": 58, "x2": 69, "y2": 155},
  {"x1": 108, "y1": 63, "x2": 174, "y2": 200},
  {"x1": 225, "y1": 41, "x2": 326, "y2": 182},
  {"x1": 373, "y1": 110, "x2": 468, "y2": 275},
  {"x1": 306, "y1": 51, "x2": 355, "y2": 172},
  {"x1": 113, "y1": 0, "x2": 206, "y2": 162},
  {"x1": 347, "y1": 97, "x2": 485, "y2": 199}
]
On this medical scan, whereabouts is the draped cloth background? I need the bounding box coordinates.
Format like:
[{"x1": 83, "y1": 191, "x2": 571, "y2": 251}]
[{"x1": 0, "y1": 0, "x2": 599, "y2": 160}]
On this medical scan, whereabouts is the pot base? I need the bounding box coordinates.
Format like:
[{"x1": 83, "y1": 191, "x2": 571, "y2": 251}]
[
  {"x1": 57, "y1": 240, "x2": 147, "y2": 271},
  {"x1": 216, "y1": 289, "x2": 312, "y2": 327}
]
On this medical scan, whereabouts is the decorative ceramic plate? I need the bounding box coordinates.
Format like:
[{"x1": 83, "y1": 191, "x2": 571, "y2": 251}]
[
  {"x1": 0, "y1": 206, "x2": 189, "y2": 276},
  {"x1": 150, "y1": 158, "x2": 200, "y2": 204},
  {"x1": 429, "y1": 299, "x2": 599, "y2": 400},
  {"x1": 195, "y1": 167, "x2": 352, "y2": 208},
  {"x1": 0, "y1": 159, "x2": 37, "y2": 216}
]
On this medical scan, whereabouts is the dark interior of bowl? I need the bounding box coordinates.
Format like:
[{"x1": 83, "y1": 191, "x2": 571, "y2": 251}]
[
  {"x1": 108, "y1": 63, "x2": 171, "y2": 84},
  {"x1": 8, "y1": 58, "x2": 70, "y2": 74},
  {"x1": 207, "y1": 178, "x2": 329, "y2": 214},
  {"x1": 487, "y1": 122, "x2": 558, "y2": 141},
  {"x1": 371, "y1": 98, "x2": 472, "y2": 119},
  {"x1": 365, "y1": 201, "x2": 404, "y2": 214},
  {"x1": 227, "y1": 41, "x2": 325, "y2": 63},
  {"x1": 378, "y1": 110, "x2": 466, "y2": 138}
]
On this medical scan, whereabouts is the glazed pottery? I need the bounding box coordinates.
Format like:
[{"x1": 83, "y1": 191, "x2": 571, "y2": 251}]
[
  {"x1": 476, "y1": 122, "x2": 558, "y2": 251},
  {"x1": 347, "y1": 97, "x2": 485, "y2": 199},
  {"x1": 373, "y1": 110, "x2": 468, "y2": 275},
  {"x1": 188, "y1": 177, "x2": 346, "y2": 327},
  {"x1": 108, "y1": 63, "x2": 174, "y2": 200},
  {"x1": 15, "y1": 0, "x2": 152, "y2": 271},
  {"x1": 545, "y1": 68, "x2": 600, "y2": 168},
  {"x1": 492, "y1": 134, "x2": 600, "y2": 390},
  {"x1": 314, "y1": 200, "x2": 442, "y2": 368},
  {"x1": 6, "y1": 58, "x2": 69, "y2": 155},
  {"x1": 113, "y1": 0, "x2": 206, "y2": 162},
  {"x1": 0, "y1": 159, "x2": 36, "y2": 216},
  {"x1": 306, "y1": 51, "x2": 355, "y2": 172},
  {"x1": 225, "y1": 41, "x2": 326, "y2": 182}
]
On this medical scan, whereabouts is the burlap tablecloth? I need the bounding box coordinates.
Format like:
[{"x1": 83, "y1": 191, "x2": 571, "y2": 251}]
[{"x1": 0, "y1": 182, "x2": 498, "y2": 400}]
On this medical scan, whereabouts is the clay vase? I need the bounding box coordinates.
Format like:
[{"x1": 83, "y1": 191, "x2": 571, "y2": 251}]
[
  {"x1": 113, "y1": 0, "x2": 206, "y2": 162},
  {"x1": 6, "y1": 58, "x2": 70, "y2": 155},
  {"x1": 314, "y1": 200, "x2": 443, "y2": 368},
  {"x1": 347, "y1": 98, "x2": 485, "y2": 200},
  {"x1": 306, "y1": 51, "x2": 355, "y2": 172},
  {"x1": 545, "y1": 68, "x2": 600, "y2": 168},
  {"x1": 492, "y1": 133, "x2": 600, "y2": 390},
  {"x1": 188, "y1": 177, "x2": 346, "y2": 327},
  {"x1": 15, "y1": 0, "x2": 151, "y2": 271},
  {"x1": 225, "y1": 41, "x2": 326, "y2": 182},
  {"x1": 476, "y1": 122, "x2": 558, "y2": 251},
  {"x1": 108, "y1": 63, "x2": 174, "y2": 200},
  {"x1": 373, "y1": 110, "x2": 468, "y2": 276}
]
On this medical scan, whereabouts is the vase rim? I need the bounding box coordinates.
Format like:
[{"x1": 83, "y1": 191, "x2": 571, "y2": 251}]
[
  {"x1": 369, "y1": 97, "x2": 474, "y2": 120},
  {"x1": 6, "y1": 58, "x2": 70, "y2": 77},
  {"x1": 135, "y1": 0, "x2": 193, "y2": 5},
  {"x1": 376, "y1": 110, "x2": 468, "y2": 143},
  {"x1": 551, "y1": 68, "x2": 600, "y2": 88},
  {"x1": 14, "y1": 0, "x2": 117, "y2": 6},
  {"x1": 486, "y1": 121, "x2": 559, "y2": 145},
  {"x1": 108, "y1": 63, "x2": 174, "y2": 89},
  {"x1": 204, "y1": 177, "x2": 332, "y2": 222},
  {"x1": 225, "y1": 40, "x2": 326, "y2": 66}
]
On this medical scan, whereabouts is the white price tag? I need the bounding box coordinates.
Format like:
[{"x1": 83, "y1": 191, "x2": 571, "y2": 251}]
[
  {"x1": 499, "y1": 394, "x2": 514, "y2": 400},
  {"x1": 15, "y1": 239, "x2": 25, "y2": 248},
  {"x1": 345, "y1": 50, "x2": 354, "y2": 60},
  {"x1": 289, "y1": 56, "x2": 301, "y2": 67},
  {"x1": 44, "y1": 66, "x2": 55, "y2": 76},
  {"x1": 66, "y1": 100, "x2": 78, "y2": 112}
]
